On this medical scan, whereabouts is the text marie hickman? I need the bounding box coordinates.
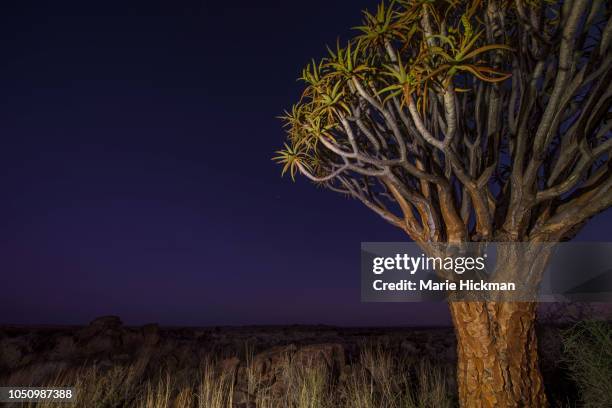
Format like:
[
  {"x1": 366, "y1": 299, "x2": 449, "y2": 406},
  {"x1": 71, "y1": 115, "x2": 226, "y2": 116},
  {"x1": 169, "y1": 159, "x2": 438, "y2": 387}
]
[{"x1": 372, "y1": 279, "x2": 516, "y2": 292}]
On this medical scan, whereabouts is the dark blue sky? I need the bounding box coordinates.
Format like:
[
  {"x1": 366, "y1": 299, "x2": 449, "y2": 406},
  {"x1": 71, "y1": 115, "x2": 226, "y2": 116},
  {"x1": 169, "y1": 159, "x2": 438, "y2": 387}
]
[{"x1": 1, "y1": 0, "x2": 610, "y2": 327}]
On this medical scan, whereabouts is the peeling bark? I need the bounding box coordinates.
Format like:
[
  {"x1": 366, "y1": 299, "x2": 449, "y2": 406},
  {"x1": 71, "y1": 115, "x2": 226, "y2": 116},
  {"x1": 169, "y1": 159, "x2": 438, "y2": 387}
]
[{"x1": 449, "y1": 301, "x2": 547, "y2": 408}]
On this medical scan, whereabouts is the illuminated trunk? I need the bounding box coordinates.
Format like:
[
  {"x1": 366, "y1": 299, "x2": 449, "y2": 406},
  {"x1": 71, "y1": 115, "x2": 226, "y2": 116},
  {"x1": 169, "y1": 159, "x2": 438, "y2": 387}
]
[{"x1": 449, "y1": 301, "x2": 547, "y2": 407}]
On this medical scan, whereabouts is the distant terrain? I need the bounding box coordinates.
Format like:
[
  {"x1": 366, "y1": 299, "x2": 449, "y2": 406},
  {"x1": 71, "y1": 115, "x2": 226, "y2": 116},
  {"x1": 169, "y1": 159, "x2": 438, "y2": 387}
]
[{"x1": 1, "y1": 315, "x2": 595, "y2": 407}]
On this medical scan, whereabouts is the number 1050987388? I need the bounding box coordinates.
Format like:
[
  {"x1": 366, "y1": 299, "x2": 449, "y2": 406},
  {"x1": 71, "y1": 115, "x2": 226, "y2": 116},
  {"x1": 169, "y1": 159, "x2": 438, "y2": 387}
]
[{"x1": 0, "y1": 387, "x2": 75, "y2": 402}]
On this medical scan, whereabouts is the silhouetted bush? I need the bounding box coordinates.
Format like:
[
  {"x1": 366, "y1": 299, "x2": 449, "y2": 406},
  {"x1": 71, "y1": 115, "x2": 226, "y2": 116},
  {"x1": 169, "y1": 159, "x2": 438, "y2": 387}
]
[{"x1": 562, "y1": 320, "x2": 612, "y2": 408}]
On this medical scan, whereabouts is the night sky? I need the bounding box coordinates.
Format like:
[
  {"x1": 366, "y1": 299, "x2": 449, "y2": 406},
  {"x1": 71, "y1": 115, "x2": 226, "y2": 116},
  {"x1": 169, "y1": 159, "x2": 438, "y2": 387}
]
[{"x1": 1, "y1": 0, "x2": 610, "y2": 327}]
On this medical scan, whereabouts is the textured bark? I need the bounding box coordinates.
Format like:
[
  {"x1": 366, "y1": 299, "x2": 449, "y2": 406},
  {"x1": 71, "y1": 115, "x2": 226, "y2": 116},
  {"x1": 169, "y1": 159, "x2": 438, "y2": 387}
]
[{"x1": 449, "y1": 301, "x2": 547, "y2": 408}]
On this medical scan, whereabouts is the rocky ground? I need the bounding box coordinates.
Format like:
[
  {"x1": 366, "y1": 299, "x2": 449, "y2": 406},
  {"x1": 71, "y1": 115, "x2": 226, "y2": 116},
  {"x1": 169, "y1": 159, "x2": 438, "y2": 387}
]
[
  {"x1": 0, "y1": 316, "x2": 457, "y2": 379},
  {"x1": 0, "y1": 316, "x2": 577, "y2": 406}
]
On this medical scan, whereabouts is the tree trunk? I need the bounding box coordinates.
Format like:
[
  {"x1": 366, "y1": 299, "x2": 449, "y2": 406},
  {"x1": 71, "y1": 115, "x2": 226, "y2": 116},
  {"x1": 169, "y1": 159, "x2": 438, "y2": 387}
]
[{"x1": 449, "y1": 301, "x2": 547, "y2": 407}]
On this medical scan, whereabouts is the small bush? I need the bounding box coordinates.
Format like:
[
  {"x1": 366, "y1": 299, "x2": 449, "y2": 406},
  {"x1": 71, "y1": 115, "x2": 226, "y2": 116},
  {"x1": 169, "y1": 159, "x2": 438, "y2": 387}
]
[{"x1": 562, "y1": 320, "x2": 612, "y2": 408}]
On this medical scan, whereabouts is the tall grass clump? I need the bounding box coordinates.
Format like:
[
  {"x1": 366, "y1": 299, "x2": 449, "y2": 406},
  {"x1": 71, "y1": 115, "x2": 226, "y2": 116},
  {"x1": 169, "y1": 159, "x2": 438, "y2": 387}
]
[
  {"x1": 562, "y1": 320, "x2": 612, "y2": 408},
  {"x1": 196, "y1": 358, "x2": 235, "y2": 408},
  {"x1": 340, "y1": 346, "x2": 454, "y2": 408},
  {"x1": 281, "y1": 355, "x2": 331, "y2": 408}
]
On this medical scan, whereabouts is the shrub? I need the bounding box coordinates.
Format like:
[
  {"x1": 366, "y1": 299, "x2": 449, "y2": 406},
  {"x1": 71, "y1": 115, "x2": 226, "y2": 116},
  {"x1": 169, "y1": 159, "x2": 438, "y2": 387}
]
[{"x1": 562, "y1": 320, "x2": 612, "y2": 408}]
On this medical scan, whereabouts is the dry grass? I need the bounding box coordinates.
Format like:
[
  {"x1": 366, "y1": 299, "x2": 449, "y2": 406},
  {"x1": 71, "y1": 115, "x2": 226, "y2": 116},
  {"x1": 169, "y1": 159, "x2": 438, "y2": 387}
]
[
  {"x1": 6, "y1": 346, "x2": 454, "y2": 408},
  {"x1": 340, "y1": 347, "x2": 453, "y2": 408}
]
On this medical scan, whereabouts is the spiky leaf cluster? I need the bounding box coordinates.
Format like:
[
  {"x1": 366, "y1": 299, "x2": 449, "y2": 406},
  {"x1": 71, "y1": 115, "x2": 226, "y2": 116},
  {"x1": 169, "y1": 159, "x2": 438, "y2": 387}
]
[{"x1": 276, "y1": 0, "x2": 612, "y2": 244}]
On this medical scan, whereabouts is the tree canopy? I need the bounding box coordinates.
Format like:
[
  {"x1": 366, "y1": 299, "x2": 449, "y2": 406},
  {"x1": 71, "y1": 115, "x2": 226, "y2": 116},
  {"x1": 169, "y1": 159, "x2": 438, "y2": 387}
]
[{"x1": 275, "y1": 0, "x2": 612, "y2": 244}]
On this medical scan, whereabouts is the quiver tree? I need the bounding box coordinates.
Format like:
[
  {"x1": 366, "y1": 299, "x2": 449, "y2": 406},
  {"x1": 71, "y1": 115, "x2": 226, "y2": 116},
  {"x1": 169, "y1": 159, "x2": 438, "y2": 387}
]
[{"x1": 275, "y1": 0, "x2": 612, "y2": 406}]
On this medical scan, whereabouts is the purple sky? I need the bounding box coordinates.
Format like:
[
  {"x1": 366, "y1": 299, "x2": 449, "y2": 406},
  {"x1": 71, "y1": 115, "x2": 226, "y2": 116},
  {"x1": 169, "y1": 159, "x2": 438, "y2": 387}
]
[{"x1": 1, "y1": 0, "x2": 610, "y2": 327}]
